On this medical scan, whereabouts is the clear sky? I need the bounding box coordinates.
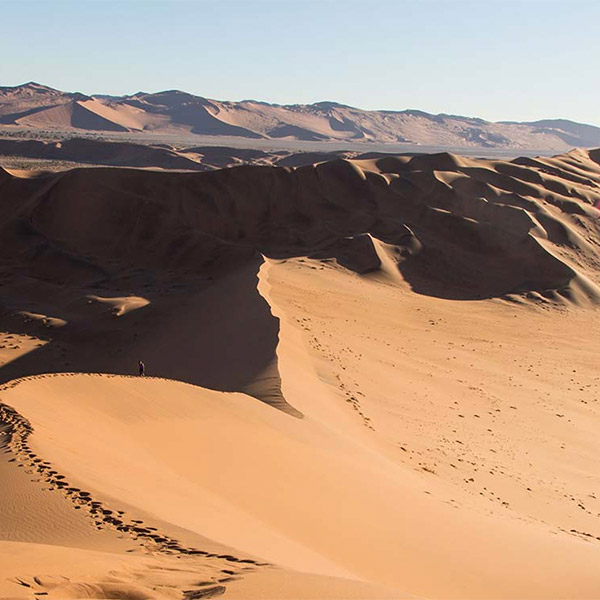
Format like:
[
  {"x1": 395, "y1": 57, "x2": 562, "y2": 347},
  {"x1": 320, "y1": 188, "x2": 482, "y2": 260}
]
[{"x1": 2, "y1": 0, "x2": 599, "y2": 125}]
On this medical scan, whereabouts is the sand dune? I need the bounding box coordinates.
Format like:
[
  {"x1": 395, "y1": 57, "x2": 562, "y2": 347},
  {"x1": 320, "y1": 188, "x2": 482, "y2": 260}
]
[
  {"x1": 0, "y1": 150, "x2": 597, "y2": 392},
  {"x1": 0, "y1": 137, "x2": 210, "y2": 171},
  {"x1": 3, "y1": 83, "x2": 600, "y2": 150},
  {"x1": 20, "y1": 101, "x2": 129, "y2": 132},
  {"x1": 0, "y1": 137, "x2": 352, "y2": 172},
  {"x1": 0, "y1": 147, "x2": 600, "y2": 598},
  {"x1": 2, "y1": 366, "x2": 600, "y2": 598}
]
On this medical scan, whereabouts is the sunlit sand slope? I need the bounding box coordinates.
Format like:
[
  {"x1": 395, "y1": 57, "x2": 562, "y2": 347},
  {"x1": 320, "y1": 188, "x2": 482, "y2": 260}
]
[{"x1": 2, "y1": 363, "x2": 600, "y2": 598}]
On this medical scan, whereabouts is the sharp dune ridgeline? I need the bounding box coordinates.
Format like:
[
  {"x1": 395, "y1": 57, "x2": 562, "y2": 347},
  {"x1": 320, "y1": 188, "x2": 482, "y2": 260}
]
[
  {"x1": 0, "y1": 147, "x2": 600, "y2": 599},
  {"x1": 3, "y1": 82, "x2": 600, "y2": 150}
]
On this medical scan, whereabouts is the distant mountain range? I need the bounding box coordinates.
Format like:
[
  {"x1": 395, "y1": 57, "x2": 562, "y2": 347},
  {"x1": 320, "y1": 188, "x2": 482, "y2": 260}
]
[{"x1": 1, "y1": 82, "x2": 599, "y2": 151}]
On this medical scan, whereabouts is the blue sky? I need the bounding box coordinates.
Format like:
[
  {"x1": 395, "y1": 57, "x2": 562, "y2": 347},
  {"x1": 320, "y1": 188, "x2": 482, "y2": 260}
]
[{"x1": 2, "y1": 0, "x2": 599, "y2": 125}]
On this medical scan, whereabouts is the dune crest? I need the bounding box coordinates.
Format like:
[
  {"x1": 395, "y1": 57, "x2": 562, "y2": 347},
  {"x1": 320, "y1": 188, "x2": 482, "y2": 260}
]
[
  {"x1": 0, "y1": 148, "x2": 600, "y2": 598},
  {"x1": 0, "y1": 148, "x2": 598, "y2": 302},
  {"x1": 0, "y1": 148, "x2": 597, "y2": 409}
]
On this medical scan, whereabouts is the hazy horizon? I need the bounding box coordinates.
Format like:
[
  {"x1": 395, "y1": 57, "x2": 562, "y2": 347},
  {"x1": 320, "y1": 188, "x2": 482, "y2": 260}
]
[
  {"x1": 2, "y1": 0, "x2": 599, "y2": 127},
  {"x1": 3, "y1": 79, "x2": 599, "y2": 129}
]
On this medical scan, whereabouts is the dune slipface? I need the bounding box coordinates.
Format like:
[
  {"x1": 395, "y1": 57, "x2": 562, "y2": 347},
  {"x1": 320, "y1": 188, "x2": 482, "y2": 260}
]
[{"x1": 0, "y1": 148, "x2": 599, "y2": 599}]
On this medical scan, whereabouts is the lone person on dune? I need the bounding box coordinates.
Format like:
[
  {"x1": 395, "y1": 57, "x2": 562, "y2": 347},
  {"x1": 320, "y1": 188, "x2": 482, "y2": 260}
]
[{"x1": 138, "y1": 360, "x2": 145, "y2": 376}]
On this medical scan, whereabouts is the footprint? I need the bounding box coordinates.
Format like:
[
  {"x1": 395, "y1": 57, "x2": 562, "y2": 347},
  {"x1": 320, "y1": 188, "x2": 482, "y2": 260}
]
[{"x1": 184, "y1": 586, "x2": 226, "y2": 599}]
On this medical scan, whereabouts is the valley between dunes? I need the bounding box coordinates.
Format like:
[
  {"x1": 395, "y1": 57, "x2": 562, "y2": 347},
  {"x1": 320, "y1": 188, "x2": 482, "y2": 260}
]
[{"x1": 1, "y1": 148, "x2": 600, "y2": 599}]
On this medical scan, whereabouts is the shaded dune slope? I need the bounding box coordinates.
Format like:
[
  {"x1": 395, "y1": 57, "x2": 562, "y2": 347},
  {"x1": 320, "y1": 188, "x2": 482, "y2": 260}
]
[
  {"x1": 0, "y1": 149, "x2": 598, "y2": 414},
  {"x1": 0, "y1": 138, "x2": 208, "y2": 170},
  {"x1": 0, "y1": 148, "x2": 599, "y2": 296},
  {"x1": 0, "y1": 137, "x2": 349, "y2": 171}
]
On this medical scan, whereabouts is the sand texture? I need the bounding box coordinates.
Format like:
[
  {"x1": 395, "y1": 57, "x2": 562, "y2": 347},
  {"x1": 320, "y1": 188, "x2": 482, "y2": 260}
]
[
  {"x1": 0, "y1": 147, "x2": 600, "y2": 598},
  {"x1": 2, "y1": 82, "x2": 600, "y2": 150}
]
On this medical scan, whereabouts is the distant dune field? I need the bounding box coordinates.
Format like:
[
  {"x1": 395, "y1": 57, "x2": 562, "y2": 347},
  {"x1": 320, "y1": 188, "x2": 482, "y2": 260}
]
[
  {"x1": 0, "y1": 147, "x2": 600, "y2": 599},
  {"x1": 2, "y1": 82, "x2": 600, "y2": 151}
]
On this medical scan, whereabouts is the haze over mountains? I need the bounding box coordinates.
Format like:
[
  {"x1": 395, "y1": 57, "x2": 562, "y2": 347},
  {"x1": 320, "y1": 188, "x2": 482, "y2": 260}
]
[{"x1": 2, "y1": 82, "x2": 600, "y2": 151}]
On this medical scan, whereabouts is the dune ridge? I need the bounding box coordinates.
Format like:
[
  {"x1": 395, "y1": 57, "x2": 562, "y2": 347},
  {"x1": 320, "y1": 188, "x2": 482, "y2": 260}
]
[
  {"x1": 0, "y1": 149, "x2": 598, "y2": 402},
  {"x1": 0, "y1": 137, "x2": 383, "y2": 172},
  {"x1": 3, "y1": 311, "x2": 600, "y2": 599},
  {"x1": 0, "y1": 148, "x2": 598, "y2": 301},
  {"x1": 0, "y1": 147, "x2": 600, "y2": 598},
  {"x1": 0, "y1": 372, "x2": 408, "y2": 599}
]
